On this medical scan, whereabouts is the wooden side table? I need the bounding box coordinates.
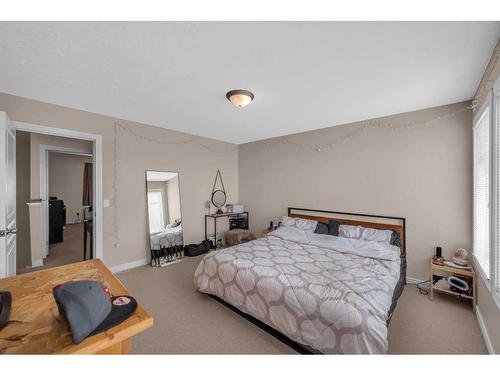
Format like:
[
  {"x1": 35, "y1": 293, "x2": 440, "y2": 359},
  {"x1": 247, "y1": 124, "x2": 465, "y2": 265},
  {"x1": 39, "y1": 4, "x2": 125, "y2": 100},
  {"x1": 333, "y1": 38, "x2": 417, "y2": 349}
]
[
  {"x1": 430, "y1": 258, "x2": 476, "y2": 312},
  {"x1": 261, "y1": 228, "x2": 273, "y2": 237}
]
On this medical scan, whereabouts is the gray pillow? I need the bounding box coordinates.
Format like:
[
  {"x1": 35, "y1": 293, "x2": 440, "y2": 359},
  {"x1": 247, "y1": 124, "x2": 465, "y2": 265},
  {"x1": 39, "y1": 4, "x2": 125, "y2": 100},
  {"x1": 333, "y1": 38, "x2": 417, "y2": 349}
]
[
  {"x1": 390, "y1": 231, "x2": 401, "y2": 248},
  {"x1": 328, "y1": 219, "x2": 342, "y2": 236},
  {"x1": 314, "y1": 222, "x2": 329, "y2": 234}
]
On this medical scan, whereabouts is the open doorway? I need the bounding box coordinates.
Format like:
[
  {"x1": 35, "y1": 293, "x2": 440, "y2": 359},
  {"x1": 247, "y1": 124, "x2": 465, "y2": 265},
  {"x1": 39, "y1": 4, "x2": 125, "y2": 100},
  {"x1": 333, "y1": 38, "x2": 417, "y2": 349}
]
[
  {"x1": 1, "y1": 113, "x2": 102, "y2": 277},
  {"x1": 45, "y1": 151, "x2": 93, "y2": 269},
  {"x1": 15, "y1": 130, "x2": 97, "y2": 274}
]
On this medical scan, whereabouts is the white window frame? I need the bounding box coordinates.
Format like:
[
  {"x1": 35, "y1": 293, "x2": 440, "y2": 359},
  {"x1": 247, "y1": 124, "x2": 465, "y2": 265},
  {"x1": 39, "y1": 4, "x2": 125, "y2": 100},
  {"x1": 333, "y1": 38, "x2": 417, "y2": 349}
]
[
  {"x1": 475, "y1": 75, "x2": 500, "y2": 311},
  {"x1": 473, "y1": 93, "x2": 492, "y2": 283},
  {"x1": 493, "y1": 76, "x2": 500, "y2": 306}
]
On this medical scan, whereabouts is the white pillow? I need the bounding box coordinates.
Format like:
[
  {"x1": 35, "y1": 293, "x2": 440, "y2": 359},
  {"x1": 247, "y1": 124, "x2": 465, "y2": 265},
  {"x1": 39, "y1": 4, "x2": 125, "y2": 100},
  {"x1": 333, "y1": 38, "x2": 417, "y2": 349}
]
[
  {"x1": 295, "y1": 218, "x2": 318, "y2": 232},
  {"x1": 338, "y1": 225, "x2": 362, "y2": 239},
  {"x1": 280, "y1": 216, "x2": 317, "y2": 233},
  {"x1": 281, "y1": 216, "x2": 296, "y2": 227},
  {"x1": 360, "y1": 227, "x2": 393, "y2": 243}
]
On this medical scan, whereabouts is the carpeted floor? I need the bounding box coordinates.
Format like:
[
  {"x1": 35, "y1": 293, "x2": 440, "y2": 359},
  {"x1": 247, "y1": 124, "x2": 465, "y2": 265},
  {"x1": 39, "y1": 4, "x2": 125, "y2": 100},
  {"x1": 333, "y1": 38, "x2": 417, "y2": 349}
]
[
  {"x1": 18, "y1": 223, "x2": 86, "y2": 274},
  {"x1": 117, "y1": 255, "x2": 487, "y2": 354}
]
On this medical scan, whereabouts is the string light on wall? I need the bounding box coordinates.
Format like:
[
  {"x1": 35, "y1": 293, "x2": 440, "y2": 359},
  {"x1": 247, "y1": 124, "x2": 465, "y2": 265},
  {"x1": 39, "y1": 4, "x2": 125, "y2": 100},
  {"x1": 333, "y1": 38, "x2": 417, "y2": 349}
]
[
  {"x1": 238, "y1": 105, "x2": 470, "y2": 153},
  {"x1": 114, "y1": 122, "x2": 237, "y2": 153},
  {"x1": 114, "y1": 105, "x2": 469, "y2": 156},
  {"x1": 111, "y1": 122, "x2": 236, "y2": 245},
  {"x1": 470, "y1": 41, "x2": 500, "y2": 111},
  {"x1": 111, "y1": 104, "x2": 469, "y2": 243}
]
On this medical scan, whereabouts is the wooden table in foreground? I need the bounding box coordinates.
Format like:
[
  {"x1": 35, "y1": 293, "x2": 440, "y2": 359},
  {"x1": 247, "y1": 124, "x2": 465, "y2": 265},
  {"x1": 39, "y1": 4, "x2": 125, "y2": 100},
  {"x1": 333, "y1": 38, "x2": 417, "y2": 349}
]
[{"x1": 0, "y1": 259, "x2": 153, "y2": 354}]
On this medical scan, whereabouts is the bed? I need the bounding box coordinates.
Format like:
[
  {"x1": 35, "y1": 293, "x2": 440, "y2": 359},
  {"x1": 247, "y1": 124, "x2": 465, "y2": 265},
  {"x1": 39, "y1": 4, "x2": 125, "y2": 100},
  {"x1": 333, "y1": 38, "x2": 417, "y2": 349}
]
[
  {"x1": 150, "y1": 224, "x2": 183, "y2": 250},
  {"x1": 193, "y1": 208, "x2": 406, "y2": 354},
  {"x1": 150, "y1": 224, "x2": 184, "y2": 266}
]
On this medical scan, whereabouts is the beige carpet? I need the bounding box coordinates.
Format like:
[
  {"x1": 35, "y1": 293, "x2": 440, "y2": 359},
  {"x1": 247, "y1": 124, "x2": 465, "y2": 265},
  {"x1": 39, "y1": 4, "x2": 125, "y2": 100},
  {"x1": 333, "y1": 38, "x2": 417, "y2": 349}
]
[
  {"x1": 18, "y1": 223, "x2": 86, "y2": 274},
  {"x1": 117, "y1": 255, "x2": 487, "y2": 354}
]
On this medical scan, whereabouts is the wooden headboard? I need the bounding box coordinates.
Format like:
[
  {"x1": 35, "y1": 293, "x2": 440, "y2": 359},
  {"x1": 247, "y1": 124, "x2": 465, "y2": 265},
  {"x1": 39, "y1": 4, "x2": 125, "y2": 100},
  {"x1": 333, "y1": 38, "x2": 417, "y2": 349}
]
[{"x1": 288, "y1": 207, "x2": 406, "y2": 254}]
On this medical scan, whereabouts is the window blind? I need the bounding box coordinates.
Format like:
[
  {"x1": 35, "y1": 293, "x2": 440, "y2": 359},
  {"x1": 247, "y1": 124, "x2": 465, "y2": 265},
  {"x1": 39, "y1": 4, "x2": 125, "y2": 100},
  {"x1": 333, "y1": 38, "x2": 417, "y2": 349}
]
[
  {"x1": 495, "y1": 83, "x2": 500, "y2": 295},
  {"x1": 474, "y1": 107, "x2": 490, "y2": 279}
]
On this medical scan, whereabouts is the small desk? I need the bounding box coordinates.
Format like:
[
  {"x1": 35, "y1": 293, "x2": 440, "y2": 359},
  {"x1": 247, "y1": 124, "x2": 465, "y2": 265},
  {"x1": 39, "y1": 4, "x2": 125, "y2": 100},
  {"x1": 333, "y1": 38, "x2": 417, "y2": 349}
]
[
  {"x1": 0, "y1": 259, "x2": 153, "y2": 354},
  {"x1": 204, "y1": 212, "x2": 249, "y2": 249}
]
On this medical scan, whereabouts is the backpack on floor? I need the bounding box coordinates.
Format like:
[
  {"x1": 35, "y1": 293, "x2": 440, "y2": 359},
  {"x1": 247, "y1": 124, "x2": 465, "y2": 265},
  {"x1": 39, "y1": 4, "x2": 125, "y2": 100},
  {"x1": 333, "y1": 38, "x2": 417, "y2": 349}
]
[{"x1": 184, "y1": 240, "x2": 211, "y2": 257}]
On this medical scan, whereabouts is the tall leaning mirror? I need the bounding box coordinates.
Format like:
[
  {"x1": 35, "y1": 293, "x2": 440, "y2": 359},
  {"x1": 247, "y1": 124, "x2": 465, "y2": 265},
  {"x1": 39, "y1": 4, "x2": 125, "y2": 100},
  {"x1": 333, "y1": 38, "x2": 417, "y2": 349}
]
[{"x1": 146, "y1": 171, "x2": 183, "y2": 267}]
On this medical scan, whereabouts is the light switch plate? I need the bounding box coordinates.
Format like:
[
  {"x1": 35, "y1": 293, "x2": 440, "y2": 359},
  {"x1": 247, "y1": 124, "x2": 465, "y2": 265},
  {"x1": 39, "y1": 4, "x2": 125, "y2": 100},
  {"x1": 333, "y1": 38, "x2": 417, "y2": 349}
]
[{"x1": 103, "y1": 199, "x2": 110, "y2": 208}]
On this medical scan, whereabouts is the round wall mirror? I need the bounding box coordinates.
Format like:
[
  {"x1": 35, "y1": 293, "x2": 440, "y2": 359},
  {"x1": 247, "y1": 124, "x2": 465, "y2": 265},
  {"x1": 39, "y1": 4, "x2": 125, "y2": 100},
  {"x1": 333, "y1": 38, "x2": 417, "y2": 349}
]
[{"x1": 211, "y1": 190, "x2": 226, "y2": 213}]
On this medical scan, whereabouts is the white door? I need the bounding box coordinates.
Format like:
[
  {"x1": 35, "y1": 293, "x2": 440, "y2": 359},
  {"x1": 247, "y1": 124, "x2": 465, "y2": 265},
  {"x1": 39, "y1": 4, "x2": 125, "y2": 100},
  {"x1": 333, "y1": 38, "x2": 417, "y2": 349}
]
[{"x1": 0, "y1": 111, "x2": 16, "y2": 278}]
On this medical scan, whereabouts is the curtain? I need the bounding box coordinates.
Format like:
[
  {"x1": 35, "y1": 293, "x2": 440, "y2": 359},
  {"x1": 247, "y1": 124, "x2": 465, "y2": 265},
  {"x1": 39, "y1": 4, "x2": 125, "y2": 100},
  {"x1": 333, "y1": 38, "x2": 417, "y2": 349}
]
[{"x1": 82, "y1": 162, "x2": 93, "y2": 206}]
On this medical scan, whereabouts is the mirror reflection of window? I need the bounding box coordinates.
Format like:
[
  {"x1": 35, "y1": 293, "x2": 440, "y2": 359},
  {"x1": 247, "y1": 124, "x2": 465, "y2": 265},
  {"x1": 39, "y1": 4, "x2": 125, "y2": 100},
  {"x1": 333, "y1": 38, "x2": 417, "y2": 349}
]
[
  {"x1": 146, "y1": 170, "x2": 184, "y2": 267},
  {"x1": 147, "y1": 190, "x2": 165, "y2": 234}
]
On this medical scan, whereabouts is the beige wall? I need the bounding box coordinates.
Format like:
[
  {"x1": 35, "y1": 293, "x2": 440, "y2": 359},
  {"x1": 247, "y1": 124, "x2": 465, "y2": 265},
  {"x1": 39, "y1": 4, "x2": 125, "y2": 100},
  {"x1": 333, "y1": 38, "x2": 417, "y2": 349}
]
[
  {"x1": 239, "y1": 101, "x2": 472, "y2": 282},
  {"x1": 29, "y1": 133, "x2": 92, "y2": 199},
  {"x1": 0, "y1": 93, "x2": 239, "y2": 268},
  {"x1": 473, "y1": 37, "x2": 500, "y2": 354},
  {"x1": 27, "y1": 203, "x2": 44, "y2": 266},
  {"x1": 49, "y1": 153, "x2": 92, "y2": 224},
  {"x1": 15, "y1": 131, "x2": 31, "y2": 269}
]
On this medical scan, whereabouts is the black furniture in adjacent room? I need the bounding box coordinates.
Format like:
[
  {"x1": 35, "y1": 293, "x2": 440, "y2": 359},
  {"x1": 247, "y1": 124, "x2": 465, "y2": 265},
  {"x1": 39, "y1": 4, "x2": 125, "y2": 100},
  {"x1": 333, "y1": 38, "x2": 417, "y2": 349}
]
[
  {"x1": 83, "y1": 220, "x2": 93, "y2": 260},
  {"x1": 83, "y1": 207, "x2": 93, "y2": 260},
  {"x1": 48, "y1": 198, "x2": 66, "y2": 244}
]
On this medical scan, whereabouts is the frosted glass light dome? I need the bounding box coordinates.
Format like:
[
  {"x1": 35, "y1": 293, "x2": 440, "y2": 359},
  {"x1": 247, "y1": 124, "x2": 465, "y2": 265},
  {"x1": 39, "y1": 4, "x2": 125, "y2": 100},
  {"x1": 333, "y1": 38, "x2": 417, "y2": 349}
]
[{"x1": 226, "y1": 89, "x2": 254, "y2": 108}]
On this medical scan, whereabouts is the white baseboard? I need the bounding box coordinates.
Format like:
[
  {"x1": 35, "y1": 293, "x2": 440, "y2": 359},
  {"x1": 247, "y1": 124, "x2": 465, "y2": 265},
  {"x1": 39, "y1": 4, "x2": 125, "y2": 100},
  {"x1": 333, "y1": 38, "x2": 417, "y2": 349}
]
[
  {"x1": 157, "y1": 258, "x2": 183, "y2": 268},
  {"x1": 406, "y1": 277, "x2": 494, "y2": 353},
  {"x1": 476, "y1": 306, "x2": 494, "y2": 354},
  {"x1": 31, "y1": 259, "x2": 44, "y2": 267},
  {"x1": 110, "y1": 258, "x2": 148, "y2": 274},
  {"x1": 406, "y1": 276, "x2": 425, "y2": 284}
]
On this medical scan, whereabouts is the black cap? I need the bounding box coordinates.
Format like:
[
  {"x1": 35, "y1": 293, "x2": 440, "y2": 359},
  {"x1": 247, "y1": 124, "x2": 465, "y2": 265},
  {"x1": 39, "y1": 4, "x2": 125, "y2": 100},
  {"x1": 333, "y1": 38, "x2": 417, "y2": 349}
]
[
  {"x1": 53, "y1": 280, "x2": 137, "y2": 344},
  {"x1": 0, "y1": 291, "x2": 12, "y2": 329}
]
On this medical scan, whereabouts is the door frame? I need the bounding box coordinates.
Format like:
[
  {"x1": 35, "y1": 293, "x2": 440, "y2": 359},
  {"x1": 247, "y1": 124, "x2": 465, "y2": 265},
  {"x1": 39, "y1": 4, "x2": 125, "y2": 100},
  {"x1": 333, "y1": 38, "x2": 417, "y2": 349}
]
[
  {"x1": 0, "y1": 112, "x2": 16, "y2": 277},
  {"x1": 12, "y1": 120, "x2": 104, "y2": 261},
  {"x1": 41, "y1": 146, "x2": 93, "y2": 257}
]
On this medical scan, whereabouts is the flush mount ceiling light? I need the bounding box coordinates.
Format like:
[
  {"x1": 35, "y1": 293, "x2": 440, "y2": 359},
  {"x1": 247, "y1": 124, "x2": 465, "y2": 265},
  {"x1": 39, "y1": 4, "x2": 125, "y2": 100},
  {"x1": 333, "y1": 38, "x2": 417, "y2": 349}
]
[{"x1": 226, "y1": 89, "x2": 254, "y2": 108}]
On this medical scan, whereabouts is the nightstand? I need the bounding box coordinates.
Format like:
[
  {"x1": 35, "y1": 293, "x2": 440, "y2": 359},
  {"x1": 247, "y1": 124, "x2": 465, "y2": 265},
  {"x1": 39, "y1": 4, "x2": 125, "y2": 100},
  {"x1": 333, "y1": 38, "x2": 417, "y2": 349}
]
[
  {"x1": 261, "y1": 228, "x2": 273, "y2": 237},
  {"x1": 430, "y1": 258, "x2": 476, "y2": 312}
]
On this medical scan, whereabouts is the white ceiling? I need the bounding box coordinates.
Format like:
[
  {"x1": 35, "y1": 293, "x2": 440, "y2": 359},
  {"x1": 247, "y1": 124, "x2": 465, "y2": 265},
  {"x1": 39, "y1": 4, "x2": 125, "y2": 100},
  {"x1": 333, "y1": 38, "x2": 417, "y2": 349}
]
[{"x1": 1, "y1": 22, "x2": 499, "y2": 144}]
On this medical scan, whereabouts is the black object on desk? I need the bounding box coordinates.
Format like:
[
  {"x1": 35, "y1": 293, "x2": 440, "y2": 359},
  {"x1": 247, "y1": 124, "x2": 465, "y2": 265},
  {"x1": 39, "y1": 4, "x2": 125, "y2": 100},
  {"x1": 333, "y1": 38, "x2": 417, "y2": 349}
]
[{"x1": 204, "y1": 212, "x2": 249, "y2": 249}]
